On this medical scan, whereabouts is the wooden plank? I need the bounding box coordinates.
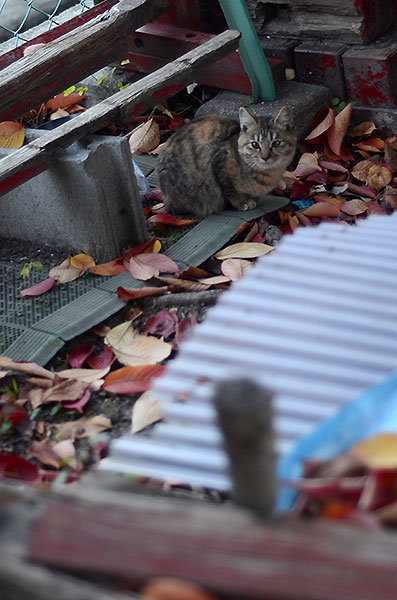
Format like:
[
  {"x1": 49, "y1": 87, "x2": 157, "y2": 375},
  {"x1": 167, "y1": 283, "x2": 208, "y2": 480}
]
[
  {"x1": 25, "y1": 485, "x2": 397, "y2": 600},
  {"x1": 0, "y1": 0, "x2": 169, "y2": 121},
  {"x1": 0, "y1": 29, "x2": 241, "y2": 196}
]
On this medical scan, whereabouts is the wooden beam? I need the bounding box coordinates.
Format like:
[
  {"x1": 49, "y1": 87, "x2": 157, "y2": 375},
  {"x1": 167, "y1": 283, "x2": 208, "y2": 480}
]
[
  {"x1": 0, "y1": 0, "x2": 169, "y2": 121},
  {"x1": 0, "y1": 29, "x2": 241, "y2": 197},
  {"x1": 21, "y1": 484, "x2": 397, "y2": 600}
]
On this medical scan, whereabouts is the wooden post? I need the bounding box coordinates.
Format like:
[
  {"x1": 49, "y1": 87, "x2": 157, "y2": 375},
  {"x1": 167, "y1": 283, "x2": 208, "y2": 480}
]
[{"x1": 213, "y1": 378, "x2": 275, "y2": 516}]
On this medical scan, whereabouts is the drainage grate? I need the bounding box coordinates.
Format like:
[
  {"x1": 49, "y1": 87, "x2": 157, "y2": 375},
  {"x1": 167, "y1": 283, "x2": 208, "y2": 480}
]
[{"x1": 103, "y1": 214, "x2": 397, "y2": 491}]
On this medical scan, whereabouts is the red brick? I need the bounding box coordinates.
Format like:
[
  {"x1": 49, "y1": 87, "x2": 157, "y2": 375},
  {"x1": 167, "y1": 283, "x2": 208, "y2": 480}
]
[
  {"x1": 342, "y1": 45, "x2": 397, "y2": 108},
  {"x1": 294, "y1": 43, "x2": 348, "y2": 100}
]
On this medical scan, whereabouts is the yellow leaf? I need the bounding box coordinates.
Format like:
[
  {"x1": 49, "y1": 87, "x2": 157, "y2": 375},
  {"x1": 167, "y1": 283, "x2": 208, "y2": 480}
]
[
  {"x1": 215, "y1": 242, "x2": 274, "y2": 260},
  {"x1": 199, "y1": 275, "x2": 231, "y2": 285},
  {"x1": 70, "y1": 253, "x2": 96, "y2": 271},
  {"x1": 350, "y1": 433, "x2": 397, "y2": 469},
  {"x1": 0, "y1": 121, "x2": 25, "y2": 149}
]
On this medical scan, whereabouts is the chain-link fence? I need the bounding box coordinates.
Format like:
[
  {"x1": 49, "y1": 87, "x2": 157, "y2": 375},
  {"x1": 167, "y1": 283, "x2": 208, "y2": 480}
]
[{"x1": 0, "y1": 0, "x2": 94, "y2": 45}]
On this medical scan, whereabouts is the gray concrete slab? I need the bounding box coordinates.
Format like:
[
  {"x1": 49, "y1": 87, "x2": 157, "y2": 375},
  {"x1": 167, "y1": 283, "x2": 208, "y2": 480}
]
[
  {"x1": 0, "y1": 131, "x2": 148, "y2": 263},
  {"x1": 195, "y1": 80, "x2": 332, "y2": 140}
]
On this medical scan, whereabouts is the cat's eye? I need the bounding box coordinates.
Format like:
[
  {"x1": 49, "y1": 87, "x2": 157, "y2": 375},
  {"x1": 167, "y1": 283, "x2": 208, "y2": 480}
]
[
  {"x1": 272, "y1": 140, "x2": 282, "y2": 147},
  {"x1": 251, "y1": 141, "x2": 260, "y2": 149}
]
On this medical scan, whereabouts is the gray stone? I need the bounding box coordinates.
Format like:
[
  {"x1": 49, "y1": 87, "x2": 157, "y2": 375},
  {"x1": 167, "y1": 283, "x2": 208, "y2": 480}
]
[
  {"x1": 195, "y1": 81, "x2": 332, "y2": 140},
  {"x1": 0, "y1": 131, "x2": 148, "y2": 262}
]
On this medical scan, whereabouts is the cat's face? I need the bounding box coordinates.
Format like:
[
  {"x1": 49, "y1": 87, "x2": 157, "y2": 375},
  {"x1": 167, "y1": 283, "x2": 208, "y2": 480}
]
[{"x1": 237, "y1": 106, "x2": 296, "y2": 171}]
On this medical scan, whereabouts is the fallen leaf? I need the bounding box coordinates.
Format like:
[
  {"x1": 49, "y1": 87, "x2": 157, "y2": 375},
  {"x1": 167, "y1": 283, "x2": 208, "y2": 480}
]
[
  {"x1": 350, "y1": 434, "x2": 397, "y2": 469},
  {"x1": 341, "y1": 199, "x2": 368, "y2": 216},
  {"x1": 215, "y1": 242, "x2": 274, "y2": 260},
  {"x1": 54, "y1": 415, "x2": 112, "y2": 440},
  {"x1": 302, "y1": 202, "x2": 341, "y2": 218},
  {"x1": 111, "y1": 333, "x2": 172, "y2": 366},
  {"x1": 349, "y1": 121, "x2": 376, "y2": 137},
  {"x1": 318, "y1": 160, "x2": 348, "y2": 173},
  {"x1": 146, "y1": 310, "x2": 178, "y2": 337},
  {"x1": 175, "y1": 316, "x2": 197, "y2": 345},
  {"x1": 20, "y1": 276, "x2": 56, "y2": 297},
  {"x1": 198, "y1": 275, "x2": 231, "y2": 285},
  {"x1": 305, "y1": 106, "x2": 335, "y2": 142},
  {"x1": 88, "y1": 258, "x2": 126, "y2": 276},
  {"x1": 0, "y1": 121, "x2": 25, "y2": 149},
  {"x1": 23, "y1": 43, "x2": 46, "y2": 55},
  {"x1": 366, "y1": 164, "x2": 392, "y2": 191},
  {"x1": 52, "y1": 439, "x2": 79, "y2": 469},
  {"x1": 45, "y1": 92, "x2": 83, "y2": 112},
  {"x1": 353, "y1": 137, "x2": 384, "y2": 153},
  {"x1": 55, "y1": 366, "x2": 110, "y2": 383},
  {"x1": 86, "y1": 346, "x2": 114, "y2": 370},
  {"x1": 103, "y1": 365, "x2": 166, "y2": 394},
  {"x1": 49, "y1": 108, "x2": 69, "y2": 120},
  {"x1": 67, "y1": 344, "x2": 95, "y2": 368},
  {"x1": 157, "y1": 276, "x2": 210, "y2": 292},
  {"x1": 128, "y1": 253, "x2": 179, "y2": 281},
  {"x1": 0, "y1": 453, "x2": 40, "y2": 482},
  {"x1": 39, "y1": 379, "x2": 89, "y2": 406},
  {"x1": 117, "y1": 286, "x2": 169, "y2": 301},
  {"x1": 70, "y1": 253, "x2": 95, "y2": 271},
  {"x1": 293, "y1": 153, "x2": 322, "y2": 178},
  {"x1": 63, "y1": 389, "x2": 91, "y2": 413},
  {"x1": 128, "y1": 118, "x2": 160, "y2": 154},
  {"x1": 327, "y1": 103, "x2": 352, "y2": 156},
  {"x1": 49, "y1": 257, "x2": 82, "y2": 284},
  {"x1": 131, "y1": 390, "x2": 163, "y2": 433},
  {"x1": 147, "y1": 214, "x2": 200, "y2": 227},
  {"x1": 0, "y1": 360, "x2": 54, "y2": 380},
  {"x1": 30, "y1": 441, "x2": 62, "y2": 468}
]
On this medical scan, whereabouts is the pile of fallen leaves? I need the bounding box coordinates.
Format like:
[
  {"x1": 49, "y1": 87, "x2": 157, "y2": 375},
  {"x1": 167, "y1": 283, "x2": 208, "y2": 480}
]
[{"x1": 287, "y1": 434, "x2": 397, "y2": 528}]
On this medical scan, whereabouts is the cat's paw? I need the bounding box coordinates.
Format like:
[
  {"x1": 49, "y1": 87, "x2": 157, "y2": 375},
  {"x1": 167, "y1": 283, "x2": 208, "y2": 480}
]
[{"x1": 239, "y1": 198, "x2": 257, "y2": 211}]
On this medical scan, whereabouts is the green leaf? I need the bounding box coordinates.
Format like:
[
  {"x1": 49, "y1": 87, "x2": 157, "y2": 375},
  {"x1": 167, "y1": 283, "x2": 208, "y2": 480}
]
[
  {"x1": 0, "y1": 419, "x2": 12, "y2": 434},
  {"x1": 50, "y1": 402, "x2": 62, "y2": 416},
  {"x1": 32, "y1": 261, "x2": 43, "y2": 270},
  {"x1": 63, "y1": 85, "x2": 76, "y2": 97}
]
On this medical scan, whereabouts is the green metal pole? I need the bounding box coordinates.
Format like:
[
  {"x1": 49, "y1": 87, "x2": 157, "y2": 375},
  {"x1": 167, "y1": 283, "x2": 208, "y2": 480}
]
[{"x1": 218, "y1": 0, "x2": 276, "y2": 102}]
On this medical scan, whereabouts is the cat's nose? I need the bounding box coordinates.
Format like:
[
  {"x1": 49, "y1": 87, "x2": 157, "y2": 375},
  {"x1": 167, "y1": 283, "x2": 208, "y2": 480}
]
[{"x1": 260, "y1": 150, "x2": 270, "y2": 160}]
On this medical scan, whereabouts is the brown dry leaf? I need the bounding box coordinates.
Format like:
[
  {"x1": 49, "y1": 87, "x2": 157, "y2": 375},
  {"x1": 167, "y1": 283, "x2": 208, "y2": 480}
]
[
  {"x1": 157, "y1": 276, "x2": 210, "y2": 292},
  {"x1": 54, "y1": 414, "x2": 112, "y2": 440},
  {"x1": 49, "y1": 257, "x2": 82, "y2": 284},
  {"x1": 128, "y1": 118, "x2": 160, "y2": 154},
  {"x1": 42, "y1": 379, "x2": 89, "y2": 405},
  {"x1": 341, "y1": 199, "x2": 368, "y2": 216},
  {"x1": 215, "y1": 242, "x2": 273, "y2": 260},
  {"x1": 350, "y1": 433, "x2": 397, "y2": 469},
  {"x1": 30, "y1": 441, "x2": 62, "y2": 468},
  {"x1": 131, "y1": 390, "x2": 163, "y2": 433},
  {"x1": 148, "y1": 141, "x2": 168, "y2": 155},
  {"x1": 349, "y1": 121, "x2": 376, "y2": 138},
  {"x1": 351, "y1": 160, "x2": 373, "y2": 183},
  {"x1": 353, "y1": 137, "x2": 384, "y2": 153},
  {"x1": 49, "y1": 108, "x2": 69, "y2": 121},
  {"x1": 105, "y1": 321, "x2": 172, "y2": 366},
  {"x1": 0, "y1": 359, "x2": 54, "y2": 380},
  {"x1": 327, "y1": 103, "x2": 352, "y2": 156},
  {"x1": 55, "y1": 366, "x2": 110, "y2": 383},
  {"x1": 366, "y1": 164, "x2": 392, "y2": 191},
  {"x1": 199, "y1": 275, "x2": 231, "y2": 285},
  {"x1": 221, "y1": 258, "x2": 252, "y2": 281},
  {"x1": 52, "y1": 439, "x2": 78, "y2": 469},
  {"x1": 305, "y1": 107, "x2": 335, "y2": 142},
  {"x1": 293, "y1": 152, "x2": 322, "y2": 178},
  {"x1": 380, "y1": 186, "x2": 397, "y2": 210},
  {"x1": 0, "y1": 121, "x2": 25, "y2": 149}
]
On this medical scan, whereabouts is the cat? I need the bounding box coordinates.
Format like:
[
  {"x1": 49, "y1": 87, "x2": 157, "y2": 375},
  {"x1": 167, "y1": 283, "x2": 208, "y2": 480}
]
[{"x1": 156, "y1": 105, "x2": 297, "y2": 218}]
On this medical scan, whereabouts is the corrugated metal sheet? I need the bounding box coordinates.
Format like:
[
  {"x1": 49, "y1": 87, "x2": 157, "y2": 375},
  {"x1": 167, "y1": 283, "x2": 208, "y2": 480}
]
[{"x1": 102, "y1": 214, "x2": 397, "y2": 489}]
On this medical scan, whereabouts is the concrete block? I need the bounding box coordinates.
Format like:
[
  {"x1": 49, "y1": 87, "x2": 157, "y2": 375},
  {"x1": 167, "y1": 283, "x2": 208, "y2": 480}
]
[
  {"x1": 195, "y1": 81, "x2": 332, "y2": 140},
  {"x1": 0, "y1": 132, "x2": 148, "y2": 263},
  {"x1": 342, "y1": 45, "x2": 397, "y2": 108},
  {"x1": 260, "y1": 37, "x2": 299, "y2": 69},
  {"x1": 294, "y1": 42, "x2": 348, "y2": 101},
  {"x1": 352, "y1": 106, "x2": 397, "y2": 136}
]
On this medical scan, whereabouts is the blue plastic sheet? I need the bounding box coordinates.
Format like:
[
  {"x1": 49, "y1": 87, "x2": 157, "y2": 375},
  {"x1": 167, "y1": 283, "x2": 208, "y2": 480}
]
[{"x1": 277, "y1": 370, "x2": 397, "y2": 512}]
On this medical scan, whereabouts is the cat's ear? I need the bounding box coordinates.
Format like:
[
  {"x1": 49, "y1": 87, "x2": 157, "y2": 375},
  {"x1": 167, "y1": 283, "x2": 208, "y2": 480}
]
[
  {"x1": 273, "y1": 105, "x2": 294, "y2": 131},
  {"x1": 239, "y1": 107, "x2": 257, "y2": 131}
]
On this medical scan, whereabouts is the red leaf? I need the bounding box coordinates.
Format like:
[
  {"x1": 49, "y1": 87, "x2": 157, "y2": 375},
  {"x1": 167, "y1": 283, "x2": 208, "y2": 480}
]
[
  {"x1": 123, "y1": 237, "x2": 159, "y2": 260},
  {"x1": 103, "y1": 364, "x2": 166, "y2": 394},
  {"x1": 20, "y1": 277, "x2": 55, "y2": 297},
  {"x1": 149, "y1": 188, "x2": 163, "y2": 203},
  {"x1": 147, "y1": 214, "x2": 199, "y2": 226},
  {"x1": 290, "y1": 180, "x2": 312, "y2": 200},
  {"x1": 117, "y1": 286, "x2": 169, "y2": 301},
  {"x1": 67, "y1": 344, "x2": 95, "y2": 368},
  {"x1": 63, "y1": 389, "x2": 91, "y2": 413},
  {"x1": 86, "y1": 346, "x2": 113, "y2": 370},
  {"x1": 45, "y1": 92, "x2": 84, "y2": 111},
  {"x1": 0, "y1": 453, "x2": 40, "y2": 482},
  {"x1": 7, "y1": 409, "x2": 28, "y2": 426},
  {"x1": 128, "y1": 253, "x2": 179, "y2": 281},
  {"x1": 146, "y1": 309, "x2": 178, "y2": 337},
  {"x1": 306, "y1": 170, "x2": 329, "y2": 184}
]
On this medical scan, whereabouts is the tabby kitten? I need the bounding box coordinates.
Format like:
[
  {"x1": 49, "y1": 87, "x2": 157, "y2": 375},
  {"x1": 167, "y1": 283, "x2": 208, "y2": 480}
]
[{"x1": 156, "y1": 105, "x2": 296, "y2": 218}]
